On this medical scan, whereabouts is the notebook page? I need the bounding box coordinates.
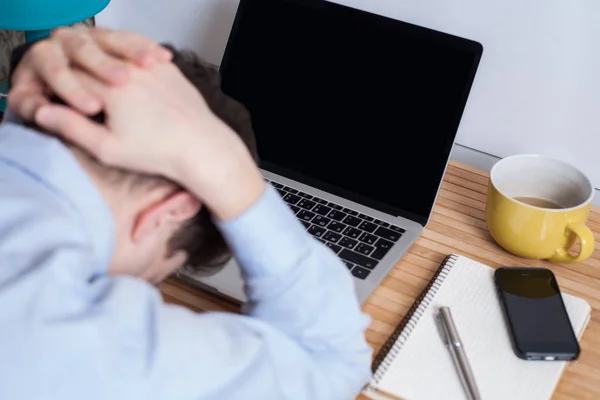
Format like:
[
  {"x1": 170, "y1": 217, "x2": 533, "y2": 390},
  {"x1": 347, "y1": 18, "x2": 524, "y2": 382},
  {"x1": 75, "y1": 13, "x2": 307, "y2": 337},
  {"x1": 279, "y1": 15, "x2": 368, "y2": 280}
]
[{"x1": 374, "y1": 256, "x2": 591, "y2": 400}]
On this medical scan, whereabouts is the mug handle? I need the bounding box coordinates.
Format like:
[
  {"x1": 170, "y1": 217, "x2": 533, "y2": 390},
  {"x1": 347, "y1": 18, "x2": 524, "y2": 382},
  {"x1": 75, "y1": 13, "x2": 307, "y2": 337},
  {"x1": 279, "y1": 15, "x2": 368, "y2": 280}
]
[{"x1": 549, "y1": 223, "x2": 595, "y2": 263}]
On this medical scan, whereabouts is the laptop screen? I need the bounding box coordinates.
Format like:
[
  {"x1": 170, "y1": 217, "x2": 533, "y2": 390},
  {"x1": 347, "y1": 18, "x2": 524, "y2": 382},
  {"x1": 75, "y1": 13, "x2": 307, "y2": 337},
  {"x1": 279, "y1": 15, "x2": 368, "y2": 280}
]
[{"x1": 220, "y1": 0, "x2": 483, "y2": 225}]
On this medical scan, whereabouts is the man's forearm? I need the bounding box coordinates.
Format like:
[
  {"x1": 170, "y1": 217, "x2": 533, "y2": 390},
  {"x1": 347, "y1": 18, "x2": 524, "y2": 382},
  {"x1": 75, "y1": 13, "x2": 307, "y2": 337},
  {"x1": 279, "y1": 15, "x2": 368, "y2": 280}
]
[
  {"x1": 175, "y1": 122, "x2": 266, "y2": 222},
  {"x1": 174, "y1": 137, "x2": 373, "y2": 397}
]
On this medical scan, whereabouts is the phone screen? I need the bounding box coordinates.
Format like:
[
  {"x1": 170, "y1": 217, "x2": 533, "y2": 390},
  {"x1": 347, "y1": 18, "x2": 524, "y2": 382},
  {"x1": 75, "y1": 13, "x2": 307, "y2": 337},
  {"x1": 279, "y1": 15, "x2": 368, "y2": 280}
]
[{"x1": 495, "y1": 268, "x2": 580, "y2": 359}]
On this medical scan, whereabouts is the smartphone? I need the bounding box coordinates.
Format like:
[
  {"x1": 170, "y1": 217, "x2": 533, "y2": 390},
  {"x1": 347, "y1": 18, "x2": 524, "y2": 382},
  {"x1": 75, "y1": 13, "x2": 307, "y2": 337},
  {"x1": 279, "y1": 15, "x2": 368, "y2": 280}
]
[{"x1": 494, "y1": 267, "x2": 580, "y2": 361}]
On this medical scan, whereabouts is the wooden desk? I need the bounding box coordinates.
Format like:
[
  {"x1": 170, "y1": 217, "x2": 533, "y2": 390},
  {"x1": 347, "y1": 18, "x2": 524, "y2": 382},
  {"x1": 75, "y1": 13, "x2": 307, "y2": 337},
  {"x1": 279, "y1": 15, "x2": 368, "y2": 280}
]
[{"x1": 159, "y1": 161, "x2": 600, "y2": 399}]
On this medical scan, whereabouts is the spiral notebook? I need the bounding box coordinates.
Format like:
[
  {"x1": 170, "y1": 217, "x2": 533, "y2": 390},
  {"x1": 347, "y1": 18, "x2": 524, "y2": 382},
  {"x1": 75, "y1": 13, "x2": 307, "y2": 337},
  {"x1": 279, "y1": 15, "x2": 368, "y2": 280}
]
[{"x1": 363, "y1": 254, "x2": 592, "y2": 400}]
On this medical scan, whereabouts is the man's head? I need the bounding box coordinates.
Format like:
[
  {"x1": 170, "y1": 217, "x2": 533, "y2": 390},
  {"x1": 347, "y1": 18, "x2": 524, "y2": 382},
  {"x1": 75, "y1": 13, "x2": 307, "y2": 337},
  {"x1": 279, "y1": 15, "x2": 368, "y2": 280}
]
[{"x1": 69, "y1": 46, "x2": 257, "y2": 284}]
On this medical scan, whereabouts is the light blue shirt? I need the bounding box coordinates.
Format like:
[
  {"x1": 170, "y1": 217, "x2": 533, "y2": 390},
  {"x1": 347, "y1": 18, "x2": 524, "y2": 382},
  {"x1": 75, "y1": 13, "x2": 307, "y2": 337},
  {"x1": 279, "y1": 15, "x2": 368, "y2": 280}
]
[{"x1": 0, "y1": 112, "x2": 372, "y2": 400}]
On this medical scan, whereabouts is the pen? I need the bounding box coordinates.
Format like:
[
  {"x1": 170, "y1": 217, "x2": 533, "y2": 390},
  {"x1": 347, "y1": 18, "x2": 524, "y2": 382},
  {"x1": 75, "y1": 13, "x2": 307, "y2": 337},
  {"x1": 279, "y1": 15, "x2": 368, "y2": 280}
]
[{"x1": 437, "y1": 306, "x2": 481, "y2": 400}]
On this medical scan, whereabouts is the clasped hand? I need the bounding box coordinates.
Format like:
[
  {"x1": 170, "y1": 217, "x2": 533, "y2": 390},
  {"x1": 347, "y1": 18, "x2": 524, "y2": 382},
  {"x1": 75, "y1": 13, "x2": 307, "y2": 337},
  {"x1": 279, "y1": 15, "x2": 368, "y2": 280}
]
[{"x1": 8, "y1": 27, "x2": 265, "y2": 221}]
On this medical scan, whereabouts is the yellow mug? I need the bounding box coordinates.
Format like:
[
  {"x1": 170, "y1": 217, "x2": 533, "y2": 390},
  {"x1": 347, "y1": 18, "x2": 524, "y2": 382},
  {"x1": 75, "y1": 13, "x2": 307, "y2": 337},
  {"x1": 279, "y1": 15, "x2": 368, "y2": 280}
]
[{"x1": 486, "y1": 154, "x2": 595, "y2": 263}]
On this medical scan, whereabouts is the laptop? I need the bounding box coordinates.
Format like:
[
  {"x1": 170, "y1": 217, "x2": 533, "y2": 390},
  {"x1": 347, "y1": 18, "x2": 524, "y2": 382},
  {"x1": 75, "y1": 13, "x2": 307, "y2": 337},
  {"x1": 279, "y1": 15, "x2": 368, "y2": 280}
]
[{"x1": 178, "y1": 0, "x2": 483, "y2": 304}]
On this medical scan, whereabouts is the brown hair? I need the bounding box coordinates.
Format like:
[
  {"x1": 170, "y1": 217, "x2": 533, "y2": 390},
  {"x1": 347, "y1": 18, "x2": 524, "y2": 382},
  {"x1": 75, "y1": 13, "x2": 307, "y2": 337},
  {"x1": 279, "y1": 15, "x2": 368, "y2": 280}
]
[{"x1": 164, "y1": 45, "x2": 258, "y2": 275}]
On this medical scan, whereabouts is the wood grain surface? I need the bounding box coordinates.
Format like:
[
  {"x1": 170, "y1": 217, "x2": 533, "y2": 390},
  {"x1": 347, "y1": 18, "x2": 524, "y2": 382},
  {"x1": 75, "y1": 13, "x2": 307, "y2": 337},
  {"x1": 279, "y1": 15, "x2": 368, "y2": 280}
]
[{"x1": 158, "y1": 161, "x2": 600, "y2": 399}]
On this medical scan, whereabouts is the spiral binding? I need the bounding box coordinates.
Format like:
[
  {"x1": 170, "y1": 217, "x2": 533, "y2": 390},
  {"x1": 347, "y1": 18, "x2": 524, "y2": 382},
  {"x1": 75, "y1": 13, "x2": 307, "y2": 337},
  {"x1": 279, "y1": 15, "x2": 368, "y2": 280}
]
[{"x1": 371, "y1": 254, "x2": 459, "y2": 383}]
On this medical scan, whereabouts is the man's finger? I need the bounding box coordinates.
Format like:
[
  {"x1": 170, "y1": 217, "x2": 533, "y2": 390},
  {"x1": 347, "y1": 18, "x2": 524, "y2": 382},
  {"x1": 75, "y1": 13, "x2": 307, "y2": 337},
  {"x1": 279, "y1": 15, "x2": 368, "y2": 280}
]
[
  {"x1": 28, "y1": 41, "x2": 102, "y2": 114},
  {"x1": 61, "y1": 31, "x2": 130, "y2": 85},
  {"x1": 34, "y1": 105, "x2": 112, "y2": 157},
  {"x1": 7, "y1": 89, "x2": 50, "y2": 121},
  {"x1": 94, "y1": 29, "x2": 172, "y2": 67}
]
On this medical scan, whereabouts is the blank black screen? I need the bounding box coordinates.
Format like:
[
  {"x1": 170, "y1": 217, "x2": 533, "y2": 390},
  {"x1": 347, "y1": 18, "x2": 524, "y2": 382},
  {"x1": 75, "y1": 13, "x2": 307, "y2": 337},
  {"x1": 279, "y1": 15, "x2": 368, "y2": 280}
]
[
  {"x1": 495, "y1": 268, "x2": 579, "y2": 354},
  {"x1": 220, "y1": 0, "x2": 482, "y2": 224}
]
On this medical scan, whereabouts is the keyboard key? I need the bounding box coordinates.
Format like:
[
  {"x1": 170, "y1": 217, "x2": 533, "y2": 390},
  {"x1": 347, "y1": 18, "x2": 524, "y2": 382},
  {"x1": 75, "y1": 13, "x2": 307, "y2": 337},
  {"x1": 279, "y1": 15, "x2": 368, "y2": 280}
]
[
  {"x1": 374, "y1": 238, "x2": 394, "y2": 249},
  {"x1": 273, "y1": 183, "x2": 283, "y2": 189},
  {"x1": 325, "y1": 242, "x2": 342, "y2": 254},
  {"x1": 343, "y1": 261, "x2": 354, "y2": 270},
  {"x1": 343, "y1": 227, "x2": 362, "y2": 239},
  {"x1": 323, "y1": 231, "x2": 342, "y2": 243},
  {"x1": 301, "y1": 220, "x2": 311, "y2": 229},
  {"x1": 276, "y1": 189, "x2": 286, "y2": 197},
  {"x1": 297, "y1": 199, "x2": 316, "y2": 210},
  {"x1": 352, "y1": 266, "x2": 371, "y2": 280},
  {"x1": 313, "y1": 205, "x2": 332, "y2": 216},
  {"x1": 374, "y1": 226, "x2": 402, "y2": 242},
  {"x1": 328, "y1": 221, "x2": 347, "y2": 233},
  {"x1": 358, "y1": 221, "x2": 378, "y2": 233},
  {"x1": 287, "y1": 188, "x2": 298, "y2": 194},
  {"x1": 328, "y1": 203, "x2": 343, "y2": 210},
  {"x1": 356, "y1": 243, "x2": 375, "y2": 256},
  {"x1": 342, "y1": 208, "x2": 354, "y2": 214},
  {"x1": 313, "y1": 197, "x2": 328, "y2": 205},
  {"x1": 372, "y1": 238, "x2": 394, "y2": 260},
  {"x1": 348, "y1": 210, "x2": 359, "y2": 216},
  {"x1": 312, "y1": 215, "x2": 331, "y2": 227},
  {"x1": 297, "y1": 210, "x2": 315, "y2": 222},
  {"x1": 342, "y1": 215, "x2": 362, "y2": 227},
  {"x1": 298, "y1": 192, "x2": 313, "y2": 199},
  {"x1": 339, "y1": 237, "x2": 358, "y2": 249},
  {"x1": 340, "y1": 249, "x2": 377, "y2": 269},
  {"x1": 390, "y1": 225, "x2": 406, "y2": 233},
  {"x1": 363, "y1": 216, "x2": 374, "y2": 222},
  {"x1": 359, "y1": 232, "x2": 378, "y2": 245},
  {"x1": 316, "y1": 238, "x2": 326, "y2": 245},
  {"x1": 290, "y1": 205, "x2": 300, "y2": 214},
  {"x1": 308, "y1": 225, "x2": 327, "y2": 238},
  {"x1": 358, "y1": 213, "x2": 369, "y2": 219},
  {"x1": 328, "y1": 210, "x2": 346, "y2": 221},
  {"x1": 374, "y1": 220, "x2": 390, "y2": 228},
  {"x1": 283, "y1": 193, "x2": 302, "y2": 205}
]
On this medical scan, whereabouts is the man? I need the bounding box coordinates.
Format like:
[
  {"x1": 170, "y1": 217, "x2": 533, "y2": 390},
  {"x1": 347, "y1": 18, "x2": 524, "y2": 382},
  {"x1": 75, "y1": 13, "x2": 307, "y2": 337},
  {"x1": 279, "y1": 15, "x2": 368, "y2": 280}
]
[{"x1": 0, "y1": 27, "x2": 372, "y2": 399}]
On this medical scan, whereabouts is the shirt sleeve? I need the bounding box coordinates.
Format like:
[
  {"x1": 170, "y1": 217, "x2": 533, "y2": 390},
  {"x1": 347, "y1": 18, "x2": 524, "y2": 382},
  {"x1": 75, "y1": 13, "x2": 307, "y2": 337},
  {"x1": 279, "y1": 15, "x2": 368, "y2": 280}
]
[{"x1": 0, "y1": 115, "x2": 372, "y2": 400}]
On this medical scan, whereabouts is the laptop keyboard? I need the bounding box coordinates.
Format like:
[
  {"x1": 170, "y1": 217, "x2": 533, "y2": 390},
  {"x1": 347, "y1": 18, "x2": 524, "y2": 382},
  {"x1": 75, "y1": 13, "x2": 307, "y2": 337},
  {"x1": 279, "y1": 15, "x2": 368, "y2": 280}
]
[{"x1": 267, "y1": 180, "x2": 405, "y2": 280}]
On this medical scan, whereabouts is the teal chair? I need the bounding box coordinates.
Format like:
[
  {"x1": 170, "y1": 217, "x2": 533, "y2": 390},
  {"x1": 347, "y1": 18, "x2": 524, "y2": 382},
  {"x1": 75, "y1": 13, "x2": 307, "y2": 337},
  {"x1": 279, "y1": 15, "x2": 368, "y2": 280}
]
[{"x1": 0, "y1": 0, "x2": 110, "y2": 112}]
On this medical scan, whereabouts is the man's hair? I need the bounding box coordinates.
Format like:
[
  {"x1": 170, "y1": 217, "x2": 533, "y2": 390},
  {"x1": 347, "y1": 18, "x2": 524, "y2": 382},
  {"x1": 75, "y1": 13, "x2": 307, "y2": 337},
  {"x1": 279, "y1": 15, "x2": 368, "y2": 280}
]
[{"x1": 163, "y1": 46, "x2": 258, "y2": 275}]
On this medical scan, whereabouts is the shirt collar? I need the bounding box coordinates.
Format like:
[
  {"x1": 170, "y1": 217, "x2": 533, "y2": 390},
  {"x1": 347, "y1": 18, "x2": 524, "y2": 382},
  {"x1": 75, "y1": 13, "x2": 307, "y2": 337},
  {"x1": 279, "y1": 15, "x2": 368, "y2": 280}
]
[{"x1": 0, "y1": 110, "x2": 115, "y2": 276}]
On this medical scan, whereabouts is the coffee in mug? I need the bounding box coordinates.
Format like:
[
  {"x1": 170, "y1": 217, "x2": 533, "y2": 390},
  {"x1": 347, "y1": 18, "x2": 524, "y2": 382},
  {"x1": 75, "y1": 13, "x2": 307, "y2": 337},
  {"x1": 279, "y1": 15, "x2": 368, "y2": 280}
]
[{"x1": 512, "y1": 197, "x2": 562, "y2": 209}]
